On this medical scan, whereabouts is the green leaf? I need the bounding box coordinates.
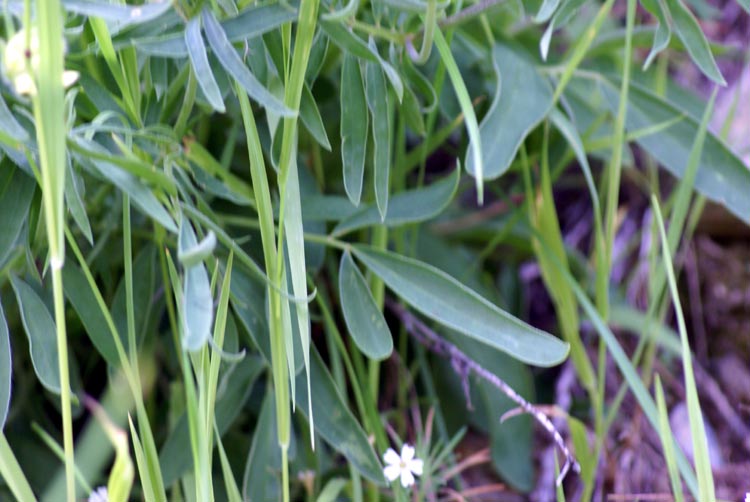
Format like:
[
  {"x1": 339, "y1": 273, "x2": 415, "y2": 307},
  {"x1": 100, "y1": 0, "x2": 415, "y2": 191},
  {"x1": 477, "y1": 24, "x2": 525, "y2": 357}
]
[
  {"x1": 300, "y1": 84, "x2": 331, "y2": 151},
  {"x1": 62, "y1": 0, "x2": 171, "y2": 26},
  {"x1": 466, "y1": 44, "x2": 553, "y2": 180},
  {"x1": 664, "y1": 0, "x2": 725, "y2": 85},
  {"x1": 0, "y1": 301, "x2": 11, "y2": 430},
  {"x1": 62, "y1": 264, "x2": 121, "y2": 367},
  {"x1": 655, "y1": 376, "x2": 685, "y2": 502},
  {"x1": 352, "y1": 246, "x2": 569, "y2": 366},
  {"x1": 316, "y1": 478, "x2": 348, "y2": 502},
  {"x1": 0, "y1": 168, "x2": 35, "y2": 268},
  {"x1": 82, "y1": 157, "x2": 177, "y2": 233},
  {"x1": 739, "y1": 0, "x2": 750, "y2": 13},
  {"x1": 539, "y1": 0, "x2": 587, "y2": 60},
  {"x1": 159, "y1": 356, "x2": 263, "y2": 486},
  {"x1": 600, "y1": 78, "x2": 750, "y2": 224},
  {"x1": 64, "y1": 164, "x2": 93, "y2": 246},
  {"x1": 178, "y1": 221, "x2": 217, "y2": 268},
  {"x1": 640, "y1": 0, "x2": 671, "y2": 68},
  {"x1": 365, "y1": 62, "x2": 392, "y2": 220},
  {"x1": 185, "y1": 17, "x2": 226, "y2": 113},
  {"x1": 242, "y1": 392, "x2": 281, "y2": 501},
  {"x1": 202, "y1": 8, "x2": 294, "y2": 118},
  {"x1": 332, "y1": 168, "x2": 459, "y2": 235},
  {"x1": 434, "y1": 29, "x2": 484, "y2": 202},
  {"x1": 221, "y1": 4, "x2": 297, "y2": 41},
  {"x1": 0, "y1": 93, "x2": 29, "y2": 143},
  {"x1": 9, "y1": 276, "x2": 62, "y2": 394},
  {"x1": 339, "y1": 251, "x2": 393, "y2": 360},
  {"x1": 179, "y1": 221, "x2": 214, "y2": 351},
  {"x1": 295, "y1": 347, "x2": 384, "y2": 484},
  {"x1": 340, "y1": 54, "x2": 368, "y2": 206},
  {"x1": 535, "y1": 0, "x2": 562, "y2": 23},
  {"x1": 0, "y1": 433, "x2": 35, "y2": 502}
]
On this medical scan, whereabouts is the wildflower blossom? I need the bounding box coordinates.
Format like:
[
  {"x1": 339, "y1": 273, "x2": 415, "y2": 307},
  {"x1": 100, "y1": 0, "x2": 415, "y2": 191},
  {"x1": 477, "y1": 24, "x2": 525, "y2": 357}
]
[
  {"x1": 3, "y1": 28, "x2": 79, "y2": 95},
  {"x1": 383, "y1": 443, "x2": 423, "y2": 488},
  {"x1": 88, "y1": 486, "x2": 108, "y2": 502}
]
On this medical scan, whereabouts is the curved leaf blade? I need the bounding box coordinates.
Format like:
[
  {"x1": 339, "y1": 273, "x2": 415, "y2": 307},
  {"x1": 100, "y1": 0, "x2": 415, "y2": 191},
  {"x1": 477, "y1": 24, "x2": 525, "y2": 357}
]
[
  {"x1": 665, "y1": 0, "x2": 725, "y2": 85},
  {"x1": 333, "y1": 168, "x2": 459, "y2": 235},
  {"x1": 0, "y1": 301, "x2": 11, "y2": 429},
  {"x1": 9, "y1": 276, "x2": 61, "y2": 394},
  {"x1": 202, "y1": 8, "x2": 294, "y2": 117},
  {"x1": 340, "y1": 54, "x2": 368, "y2": 206},
  {"x1": 352, "y1": 246, "x2": 569, "y2": 367},
  {"x1": 466, "y1": 44, "x2": 553, "y2": 180},
  {"x1": 365, "y1": 62, "x2": 392, "y2": 220},
  {"x1": 185, "y1": 17, "x2": 225, "y2": 112},
  {"x1": 339, "y1": 251, "x2": 393, "y2": 360}
]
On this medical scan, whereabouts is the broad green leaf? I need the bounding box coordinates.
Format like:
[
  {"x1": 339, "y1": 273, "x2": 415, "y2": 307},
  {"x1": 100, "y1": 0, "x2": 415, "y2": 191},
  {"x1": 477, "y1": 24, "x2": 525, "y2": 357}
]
[
  {"x1": 640, "y1": 0, "x2": 671, "y2": 68},
  {"x1": 402, "y1": 82, "x2": 426, "y2": 135},
  {"x1": 179, "y1": 221, "x2": 214, "y2": 351},
  {"x1": 295, "y1": 347, "x2": 384, "y2": 484},
  {"x1": 340, "y1": 54, "x2": 368, "y2": 206},
  {"x1": 159, "y1": 356, "x2": 263, "y2": 486},
  {"x1": 339, "y1": 251, "x2": 393, "y2": 360},
  {"x1": 9, "y1": 276, "x2": 61, "y2": 394},
  {"x1": 352, "y1": 246, "x2": 569, "y2": 366},
  {"x1": 300, "y1": 84, "x2": 331, "y2": 150},
  {"x1": 62, "y1": 264, "x2": 120, "y2": 367},
  {"x1": 664, "y1": 0, "x2": 725, "y2": 85},
  {"x1": 82, "y1": 157, "x2": 177, "y2": 232},
  {"x1": 202, "y1": 8, "x2": 294, "y2": 118},
  {"x1": 365, "y1": 62, "x2": 392, "y2": 220},
  {"x1": 466, "y1": 44, "x2": 553, "y2": 180},
  {"x1": 0, "y1": 167, "x2": 35, "y2": 268},
  {"x1": 185, "y1": 17, "x2": 225, "y2": 112},
  {"x1": 332, "y1": 168, "x2": 459, "y2": 235},
  {"x1": 0, "y1": 301, "x2": 11, "y2": 429},
  {"x1": 600, "y1": 78, "x2": 750, "y2": 224}
]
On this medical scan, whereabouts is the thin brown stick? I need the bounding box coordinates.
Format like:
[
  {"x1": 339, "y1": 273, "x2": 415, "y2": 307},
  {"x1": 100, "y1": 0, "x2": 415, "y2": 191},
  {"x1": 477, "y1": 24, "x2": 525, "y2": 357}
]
[{"x1": 389, "y1": 300, "x2": 581, "y2": 486}]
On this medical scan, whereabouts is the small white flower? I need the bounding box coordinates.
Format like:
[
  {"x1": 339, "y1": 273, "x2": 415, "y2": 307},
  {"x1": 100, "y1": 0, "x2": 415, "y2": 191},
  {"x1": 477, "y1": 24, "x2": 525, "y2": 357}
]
[
  {"x1": 88, "y1": 486, "x2": 108, "y2": 502},
  {"x1": 3, "y1": 28, "x2": 79, "y2": 96},
  {"x1": 383, "y1": 444, "x2": 423, "y2": 488},
  {"x1": 745, "y1": 492, "x2": 749, "y2": 502}
]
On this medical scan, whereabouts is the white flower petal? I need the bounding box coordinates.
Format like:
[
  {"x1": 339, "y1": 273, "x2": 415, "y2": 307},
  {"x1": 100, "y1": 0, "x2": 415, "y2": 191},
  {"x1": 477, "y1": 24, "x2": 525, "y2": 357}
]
[
  {"x1": 383, "y1": 464, "x2": 401, "y2": 482},
  {"x1": 88, "y1": 486, "x2": 109, "y2": 502},
  {"x1": 408, "y1": 458, "x2": 423, "y2": 476},
  {"x1": 383, "y1": 447, "x2": 400, "y2": 466},
  {"x1": 401, "y1": 444, "x2": 415, "y2": 462},
  {"x1": 400, "y1": 468, "x2": 415, "y2": 488},
  {"x1": 62, "y1": 70, "x2": 80, "y2": 88},
  {"x1": 745, "y1": 493, "x2": 750, "y2": 502}
]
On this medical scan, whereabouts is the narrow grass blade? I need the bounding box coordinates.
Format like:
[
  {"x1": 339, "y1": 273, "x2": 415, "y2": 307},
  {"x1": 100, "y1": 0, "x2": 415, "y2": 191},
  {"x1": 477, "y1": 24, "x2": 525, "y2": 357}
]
[
  {"x1": 353, "y1": 246, "x2": 569, "y2": 366},
  {"x1": 300, "y1": 84, "x2": 330, "y2": 150},
  {"x1": 433, "y1": 29, "x2": 483, "y2": 203},
  {"x1": 365, "y1": 62, "x2": 392, "y2": 220},
  {"x1": 185, "y1": 17, "x2": 225, "y2": 112},
  {"x1": 215, "y1": 427, "x2": 243, "y2": 502},
  {"x1": 340, "y1": 54, "x2": 368, "y2": 206},
  {"x1": 0, "y1": 433, "x2": 35, "y2": 501},
  {"x1": 655, "y1": 375, "x2": 685, "y2": 502},
  {"x1": 339, "y1": 251, "x2": 393, "y2": 360},
  {"x1": 652, "y1": 197, "x2": 715, "y2": 501}
]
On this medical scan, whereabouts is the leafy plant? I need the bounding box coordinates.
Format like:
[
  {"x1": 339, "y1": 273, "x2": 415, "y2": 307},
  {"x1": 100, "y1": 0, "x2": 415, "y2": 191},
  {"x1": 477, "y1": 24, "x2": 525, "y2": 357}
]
[{"x1": 0, "y1": 0, "x2": 745, "y2": 499}]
